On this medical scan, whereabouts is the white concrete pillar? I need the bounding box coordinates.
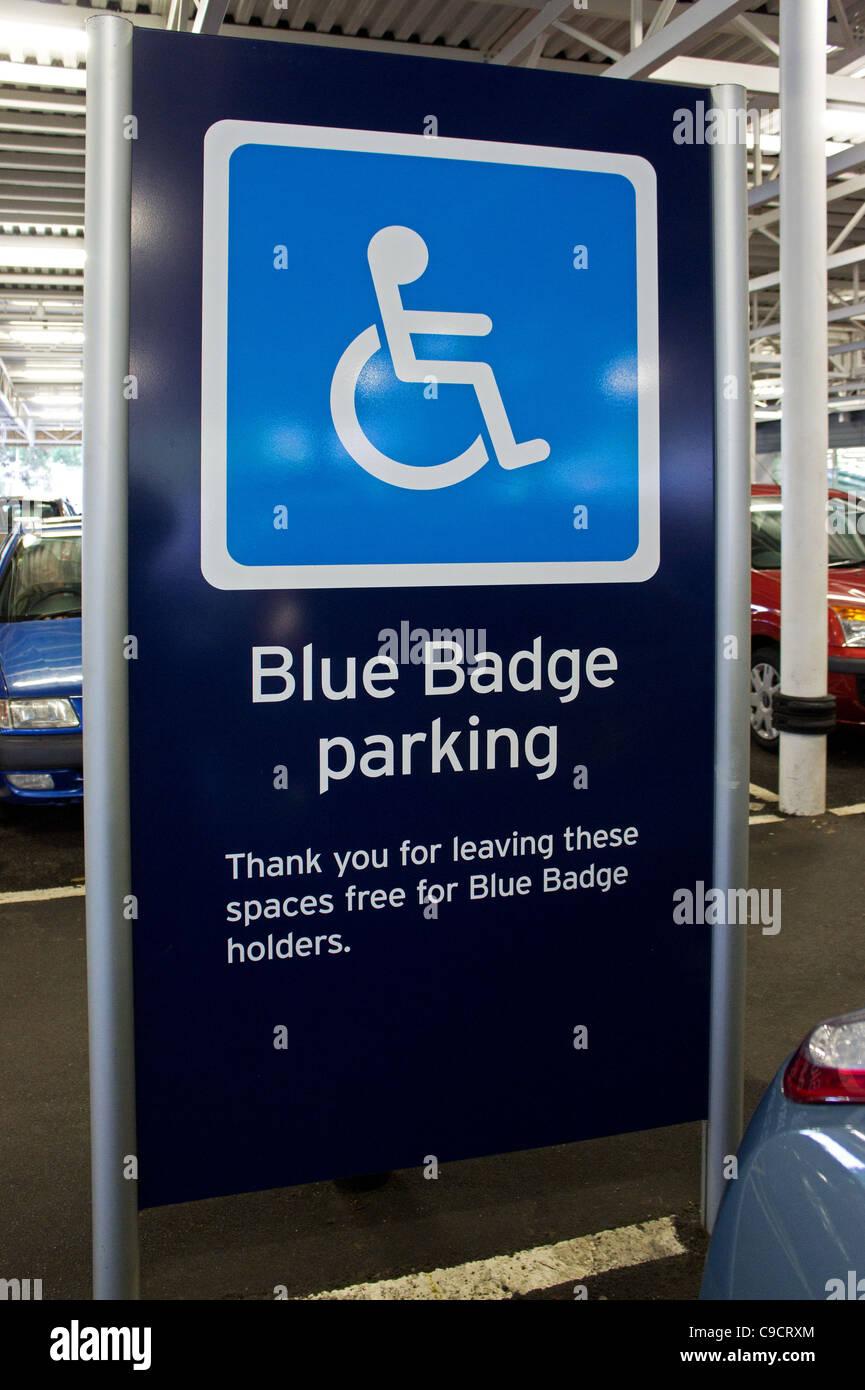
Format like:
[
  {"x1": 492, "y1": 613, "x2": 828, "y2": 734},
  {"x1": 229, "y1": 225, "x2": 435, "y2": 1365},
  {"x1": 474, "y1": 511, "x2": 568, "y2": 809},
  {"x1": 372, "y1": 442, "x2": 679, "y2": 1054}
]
[{"x1": 779, "y1": 0, "x2": 829, "y2": 815}]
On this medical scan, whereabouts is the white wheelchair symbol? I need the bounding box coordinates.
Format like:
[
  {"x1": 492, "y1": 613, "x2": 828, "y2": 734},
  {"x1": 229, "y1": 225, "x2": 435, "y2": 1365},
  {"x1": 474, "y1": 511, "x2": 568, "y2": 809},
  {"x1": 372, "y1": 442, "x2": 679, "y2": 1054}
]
[{"x1": 330, "y1": 225, "x2": 550, "y2": 491}]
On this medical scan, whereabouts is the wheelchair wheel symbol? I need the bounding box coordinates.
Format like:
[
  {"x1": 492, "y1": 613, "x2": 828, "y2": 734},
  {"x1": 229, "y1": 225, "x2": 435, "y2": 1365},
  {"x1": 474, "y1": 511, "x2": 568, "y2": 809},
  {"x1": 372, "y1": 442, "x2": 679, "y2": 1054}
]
[{"x1": 329, "y1": 324, "x2": 489, "y2": 491}]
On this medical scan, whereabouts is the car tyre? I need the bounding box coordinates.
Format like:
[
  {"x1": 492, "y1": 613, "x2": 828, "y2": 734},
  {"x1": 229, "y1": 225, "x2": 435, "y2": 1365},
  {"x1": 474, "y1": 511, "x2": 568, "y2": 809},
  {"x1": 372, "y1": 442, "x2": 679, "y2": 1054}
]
[{"x1": 750, "y1": 645, "x2": 781, "y2": 751}]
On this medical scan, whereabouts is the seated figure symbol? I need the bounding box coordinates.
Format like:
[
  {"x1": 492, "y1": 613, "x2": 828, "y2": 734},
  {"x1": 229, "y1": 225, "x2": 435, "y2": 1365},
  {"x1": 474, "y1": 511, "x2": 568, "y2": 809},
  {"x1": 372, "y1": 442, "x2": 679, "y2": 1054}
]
[{"x1": 330, "y1": 225, "x2": 550, "y2": 491}]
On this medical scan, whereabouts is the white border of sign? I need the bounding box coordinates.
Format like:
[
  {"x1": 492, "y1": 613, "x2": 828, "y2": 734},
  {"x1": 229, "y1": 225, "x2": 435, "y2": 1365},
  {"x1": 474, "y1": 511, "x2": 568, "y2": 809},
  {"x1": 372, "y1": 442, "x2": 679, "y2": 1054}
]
[{"x1": 200, "y1": 119, "x2": 660, "y2": 590}]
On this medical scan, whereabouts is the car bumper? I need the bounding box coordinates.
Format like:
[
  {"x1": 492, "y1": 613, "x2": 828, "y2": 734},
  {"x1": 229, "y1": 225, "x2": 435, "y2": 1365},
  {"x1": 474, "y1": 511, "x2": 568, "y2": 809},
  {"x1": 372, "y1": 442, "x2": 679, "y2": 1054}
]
[
  {"x1": 701, "y1": 1064, "x2": 865, "y2": 1300},
  {"x1": 0, "y1": 730, "x2": 83, "y2": 803},
  {"x1": 828, "y1": 655, "x2": 865, "y2": 724}
]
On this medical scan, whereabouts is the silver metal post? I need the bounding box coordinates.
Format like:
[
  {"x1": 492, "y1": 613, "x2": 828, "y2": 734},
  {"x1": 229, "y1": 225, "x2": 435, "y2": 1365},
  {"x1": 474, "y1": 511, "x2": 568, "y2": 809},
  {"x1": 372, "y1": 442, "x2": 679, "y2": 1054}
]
[
  {"x1": 83, "y1": 13, "x2": 139, "y2": 1300},
  {"x1": 778, "y1": 0, "x2": 829, "y2": 816},
  {"x1": 704, "y1": 83, "x2": 750, "y2": 1232}
]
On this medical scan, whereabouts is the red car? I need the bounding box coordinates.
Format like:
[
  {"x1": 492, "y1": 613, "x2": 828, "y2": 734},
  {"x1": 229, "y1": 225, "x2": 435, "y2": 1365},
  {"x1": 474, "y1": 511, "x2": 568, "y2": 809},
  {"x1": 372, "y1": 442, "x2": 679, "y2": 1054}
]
[{"x1": 750, "y1": 484, "x2": 865, "y2": 748}]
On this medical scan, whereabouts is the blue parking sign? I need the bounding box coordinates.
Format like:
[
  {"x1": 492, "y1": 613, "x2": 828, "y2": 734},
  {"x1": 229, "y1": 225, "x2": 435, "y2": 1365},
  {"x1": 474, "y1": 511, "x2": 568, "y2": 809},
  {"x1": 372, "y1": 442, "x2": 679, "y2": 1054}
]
[
  {"x1": 128, "y1": 33, "x2": 716, "y2": 1211},
  {"x1": 201, "y1": 123, "x2": 659, "y2": 589}
]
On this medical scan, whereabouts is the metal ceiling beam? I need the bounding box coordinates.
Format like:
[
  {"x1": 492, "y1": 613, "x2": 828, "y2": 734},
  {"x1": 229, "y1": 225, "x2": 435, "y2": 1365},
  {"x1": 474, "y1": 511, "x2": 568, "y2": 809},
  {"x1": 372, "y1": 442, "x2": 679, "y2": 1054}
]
[
  {"x1": 750, "y1": 243, "x2": 865, "y2": 294},
  {"x1": 0, "y1": 133, "x2": 85, "y2": 156},
  {"x1": 560, "y1": 0, "x2": 835, "y2": 46},
  {"x1": 32, "y1": 428, "x2": 82, "y2": 444},
  {"x1": 0, "y1": 152, "x2": 85, "y2": 172},
  {"x1": 0, "y1": 183, "x2": 84, "y2": 202},
  {"x1": 827, "y1": 300, "x2": 865, "y2": 323},
  {"x1": 523, "y1": 32, "x2": 547, "y2": 67},
  {"x1": 56, "y1": 5, "x2": 793, "y2": 85},
  {"x1": 826, "y1": 142, "x2": 865, "y2": 179},
  {"x1": 165, "y1": 0, "x2": 188, "y2": 33},
  {"x1": 0, "y1": 213, "x2": 84, "y2": 227},
  {"x1": 0, "y1": 0, "x2": 841, "y2": 68},
  {"x1": 749, "y1": 142, "x2": 865, "y2": 212},
  {"x1": 0, "y1": 171, "x2": 84, "y2": 188},
  {"x1": 0, "y1": 274, "x2": 82, "y2": 288},
  {"x1": 401, "y1": 0, "x2": 844, "y2": 53},
  {"x1": 0, "y1": 350, "x2": 82, "y2": 361},
  {"x1": 830, "y1": 337, "x2": 865, "y2": 355},
  {"x1": 0, "y1": 320, "x2": 81, "y2": 331},
  {"x1": 0, "y1": 0, "x2": 89, "y2": 35},
  {"x1": 630, "y1": 0, "x2": 643, "y2": 48},
  {"x1": 0, "y1": 296, "x2": 82, "y2": 308},
  {"x1": 0, "y1": 59, "x2": 85, "y2": 92},
  {"x1": 602, "y1": 0, "x2": 753, "y2": 79},
  {"x1": 653, "y1": 56, "x2": 865, "y2": 105},
  {"x1": 829, "y1": 42, "x2": 865, "y2": 76},
  {"x1": 0, "y1": 214, "x2": 84, "y2": 230},
  {"x1": 0, "y1": 233, "x2": 84, "y2": 263},
  {"x1": 827, "y1": 0, "x2": 865, "y2": 75},
  {"x1": 829, "y1": 0, "x2": 855, "y2": 46},
  {"x1": 829, "y1": 200, "x2": 865, "y2": 254},
  {"x1": 551, "y1": 20, "x2": 623, "y2": 63},
  {"x1": 750, "y1": 298, "x2": 865, "y2": 341},
  {"x1": 0, "y1": 89, "x2": 86, "y2": 116},
  {"x1": 645, "y1": 0, "x2": 677, "y2": 42},
  {"x1": 0, "y1": 112, "x2": 85, "y2": 137},
  {"x1": 490, "y1": 0, "x2": 575, "y2": 65},
  {"x1": 191, "y1": 0, "x2": 230, "y2": 35},
  {"x1": 732, "y1": 12, "x2": 778, "y2": 57}
]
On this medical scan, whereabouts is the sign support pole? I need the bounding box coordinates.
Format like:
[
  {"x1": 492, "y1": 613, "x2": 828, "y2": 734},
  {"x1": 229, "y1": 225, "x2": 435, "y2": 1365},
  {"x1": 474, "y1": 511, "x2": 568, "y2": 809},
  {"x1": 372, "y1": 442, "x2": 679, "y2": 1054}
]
[
  {"x1": 703, "y1": 82, "x2": 751, "y2": 1232},
  {"x1": 83, "y1": 13, "x2": 140, "y2": 1299}
]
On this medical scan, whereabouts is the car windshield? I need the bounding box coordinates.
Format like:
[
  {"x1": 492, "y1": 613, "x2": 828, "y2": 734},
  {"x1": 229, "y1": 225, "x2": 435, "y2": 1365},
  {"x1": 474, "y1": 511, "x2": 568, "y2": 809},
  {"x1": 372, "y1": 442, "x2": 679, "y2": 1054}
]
[
  {"x1": 0, "y1": 532, "x2": 81, "y2": 621},
  {"x1": 751, "y1": 499, "x2": 865, "y2": 569},
  {"x1": 2, "y1": 500, "x2": 63, "y2": 523}
]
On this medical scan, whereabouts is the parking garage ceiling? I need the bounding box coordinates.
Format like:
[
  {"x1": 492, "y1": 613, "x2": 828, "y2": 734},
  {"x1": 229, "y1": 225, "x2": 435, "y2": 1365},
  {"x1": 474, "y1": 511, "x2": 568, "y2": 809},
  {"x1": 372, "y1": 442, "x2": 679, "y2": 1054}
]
[{"x1": 0, "y1": 0, "x2": 862, "y2": 446}]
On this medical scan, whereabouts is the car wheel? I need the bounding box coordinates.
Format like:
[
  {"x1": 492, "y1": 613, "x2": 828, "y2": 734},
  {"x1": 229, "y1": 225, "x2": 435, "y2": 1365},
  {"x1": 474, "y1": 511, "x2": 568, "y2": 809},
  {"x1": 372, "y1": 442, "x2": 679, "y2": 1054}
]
[{"x1": 750, "y1": 646, "x2": 780, "y2": 750}]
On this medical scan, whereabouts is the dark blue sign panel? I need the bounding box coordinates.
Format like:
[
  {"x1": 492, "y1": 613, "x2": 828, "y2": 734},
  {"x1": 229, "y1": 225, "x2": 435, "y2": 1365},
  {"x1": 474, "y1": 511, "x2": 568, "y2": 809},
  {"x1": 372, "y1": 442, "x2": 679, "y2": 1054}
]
[{"x1": 129, "y1": 29, "x2": 715, "y2": 1208}]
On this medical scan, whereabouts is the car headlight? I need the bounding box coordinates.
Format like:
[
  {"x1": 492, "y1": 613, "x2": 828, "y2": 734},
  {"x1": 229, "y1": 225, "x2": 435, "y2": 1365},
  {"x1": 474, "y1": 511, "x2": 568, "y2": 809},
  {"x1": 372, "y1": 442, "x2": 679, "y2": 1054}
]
[
  {"x1": 832, "y1": 606, "x2": 865, "y2": 648},
  {"x1": 0, "y1": 697, "x2": 79, "y2": 729}
]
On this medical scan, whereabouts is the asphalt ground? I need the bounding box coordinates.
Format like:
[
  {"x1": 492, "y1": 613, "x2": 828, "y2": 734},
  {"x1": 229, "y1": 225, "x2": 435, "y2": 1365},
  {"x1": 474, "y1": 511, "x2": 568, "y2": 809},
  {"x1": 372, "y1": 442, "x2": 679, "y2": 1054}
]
[{"x1": 1, "y1": 731, "x2": 864, "y2": 1302}]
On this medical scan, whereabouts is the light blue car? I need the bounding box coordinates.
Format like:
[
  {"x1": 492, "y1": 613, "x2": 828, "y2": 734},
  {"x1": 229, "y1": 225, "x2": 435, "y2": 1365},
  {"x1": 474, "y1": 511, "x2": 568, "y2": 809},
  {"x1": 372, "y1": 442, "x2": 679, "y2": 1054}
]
[{"x1": 702, "y1": 1006, "x2": 865, "y2": 1300}]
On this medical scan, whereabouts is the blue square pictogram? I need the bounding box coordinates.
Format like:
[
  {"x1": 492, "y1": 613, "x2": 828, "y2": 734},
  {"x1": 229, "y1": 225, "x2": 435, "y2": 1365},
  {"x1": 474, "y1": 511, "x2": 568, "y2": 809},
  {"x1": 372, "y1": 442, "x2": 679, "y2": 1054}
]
[{"x1": 201, "y1": 122, "x2": 658, "y2": 589}]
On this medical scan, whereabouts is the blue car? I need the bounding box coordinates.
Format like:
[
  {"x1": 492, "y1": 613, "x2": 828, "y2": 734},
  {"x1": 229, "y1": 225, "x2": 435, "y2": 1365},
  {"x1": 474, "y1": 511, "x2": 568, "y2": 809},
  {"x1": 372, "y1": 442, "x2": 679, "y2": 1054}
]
[
  {"x1": 0, "y1": 516, "x2": 82, "y2": 804},
  {"x1": 702, "y1": 1005, "x2": 865, "y2": 1300}
]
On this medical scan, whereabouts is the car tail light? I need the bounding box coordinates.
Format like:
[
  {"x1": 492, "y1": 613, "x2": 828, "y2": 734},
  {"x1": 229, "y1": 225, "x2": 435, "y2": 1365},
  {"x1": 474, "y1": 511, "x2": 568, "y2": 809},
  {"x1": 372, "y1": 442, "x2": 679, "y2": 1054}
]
[{"x1": 784, "y1": 1007, "x2": 865, "y2": 1103}]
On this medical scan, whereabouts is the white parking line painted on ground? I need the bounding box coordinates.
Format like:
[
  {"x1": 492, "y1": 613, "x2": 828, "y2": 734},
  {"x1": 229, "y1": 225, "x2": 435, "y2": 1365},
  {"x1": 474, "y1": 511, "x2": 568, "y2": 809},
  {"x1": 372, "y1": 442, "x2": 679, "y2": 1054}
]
[
  {"x1": 829, "y1": 802, "x2": 865, "y2": 816},
  {"x1": 749, "y1": 783, "x2": 779, "y2": 803},
  {"x1": 749, "y1": 813, "x2": 783, "y2": 825},
  {"x1": 305, "y1": 1216, "x2": 684, "y2": 1300},
  {"x1": 0, "y1": 885, "x2": 85, "y2": 905}
]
